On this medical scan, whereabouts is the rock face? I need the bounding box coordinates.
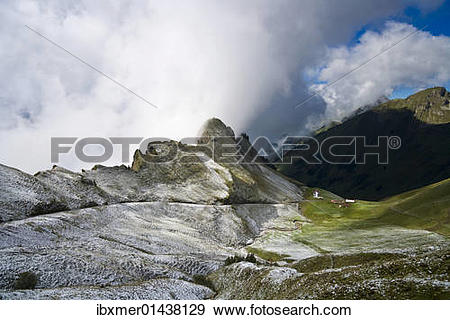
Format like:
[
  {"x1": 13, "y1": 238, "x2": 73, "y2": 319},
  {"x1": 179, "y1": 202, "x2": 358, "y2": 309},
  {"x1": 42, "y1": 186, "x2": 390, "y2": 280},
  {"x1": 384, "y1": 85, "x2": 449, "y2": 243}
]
[
  {"x1": 0, "y1": 118, "x2": 305, "y2": 299},
  {"x1": 0, "y1": 118, "x2": 302, "y2": 223},
  {"x1": 0, "y1": 164, "x2": 70, "y2": 222},
  {"x1": 381, "y1": 87, "x2": 450, "y2": 124},
  {"x1": 0, "y1": 202, "x2": 275, "y2": 299},
  {"x1": 0, "y1": 118, "x2": 448, "y2": 299}
]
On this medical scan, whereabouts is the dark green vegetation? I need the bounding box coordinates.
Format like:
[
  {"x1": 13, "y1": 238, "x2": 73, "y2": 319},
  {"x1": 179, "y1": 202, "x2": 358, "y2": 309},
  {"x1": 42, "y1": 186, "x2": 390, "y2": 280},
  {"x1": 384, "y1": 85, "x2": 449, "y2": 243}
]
[
  {"x1": 13, "y1": 272, "x2": 38, "y2": 290},
  {"x1": 224, "y1": 254, "x2": 257, "y2": 266},
  {"x1": 192, "y1": 274, "x2": 216, "y2": 291},
  {"x1": 246, "y1": 247, "x2": 289, "y2": 262},
  {"x1": 278, "y1": 87, "x2": 450, "y2": 200}
]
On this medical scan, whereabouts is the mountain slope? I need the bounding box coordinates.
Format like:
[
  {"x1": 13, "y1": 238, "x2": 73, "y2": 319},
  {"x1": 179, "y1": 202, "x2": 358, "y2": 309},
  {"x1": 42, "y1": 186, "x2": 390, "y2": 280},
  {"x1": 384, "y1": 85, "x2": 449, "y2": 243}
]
[
  {"x1": 299, "y1": 178, "x2": 450, "y2": 237},
  {"x1": 278, "y1": 87, "x2": 450, "y2": 200},
  {"x1": 209, "y1": 180, "x2": 450, "y2": 299},
  {"x1": 0, "y1": 118, "x2": 448, "y2": 299}
]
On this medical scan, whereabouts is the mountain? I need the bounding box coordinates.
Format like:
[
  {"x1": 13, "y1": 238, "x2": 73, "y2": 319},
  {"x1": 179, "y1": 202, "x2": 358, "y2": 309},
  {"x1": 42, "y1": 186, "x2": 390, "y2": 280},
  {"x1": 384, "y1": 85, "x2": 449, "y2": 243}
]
[
  {"x1": 278, "y1": 87, "x2": 450, "y2": 200},
  {"x1": 0, "y1": 118, "x2": 448, "y2": 299},
  {"x1": 0, "y1": 118, "x2": 304, "y2": 299}
]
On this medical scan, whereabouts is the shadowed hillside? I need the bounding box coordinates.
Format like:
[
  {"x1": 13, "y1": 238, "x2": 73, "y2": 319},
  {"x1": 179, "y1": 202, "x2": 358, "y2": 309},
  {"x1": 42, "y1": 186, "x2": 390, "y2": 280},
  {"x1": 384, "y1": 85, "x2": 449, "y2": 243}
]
[{"x1": 278, "y1": 87, "x2": 450, "y2": 200}]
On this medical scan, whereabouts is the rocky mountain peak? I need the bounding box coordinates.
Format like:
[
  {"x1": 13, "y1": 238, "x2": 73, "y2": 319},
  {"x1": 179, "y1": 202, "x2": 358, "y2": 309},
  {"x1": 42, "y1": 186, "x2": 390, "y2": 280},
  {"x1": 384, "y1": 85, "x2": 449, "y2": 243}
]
[
  {"x1": 405, "y1": 86, "x2": 448, "y2": 104},
  {"x1": 376, "y1": 87, "x2": 450, "y2": 124},
  {"x1": 198, "y1": 118, "x2": 236, "y2": 142}
]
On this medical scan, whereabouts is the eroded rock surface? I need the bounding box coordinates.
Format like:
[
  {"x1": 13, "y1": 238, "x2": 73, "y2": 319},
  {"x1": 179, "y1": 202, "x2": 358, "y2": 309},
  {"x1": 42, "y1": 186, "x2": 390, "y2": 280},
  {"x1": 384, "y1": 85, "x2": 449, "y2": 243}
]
[{"x1": 0, "y1": 202, "x2": 304, "y2": 299}]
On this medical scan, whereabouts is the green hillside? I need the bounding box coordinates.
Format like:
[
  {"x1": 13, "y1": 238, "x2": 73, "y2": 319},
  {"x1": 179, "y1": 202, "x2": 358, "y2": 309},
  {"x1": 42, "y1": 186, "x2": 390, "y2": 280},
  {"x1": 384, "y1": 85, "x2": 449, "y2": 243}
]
[
  {"x1": 278, "y1": 87, "x2": 450, "y2": 200},
  {"x1": 300, "y1": 177, "x2": 450, "y2": 237},
  {"x1": 233, "y1": 179, "x2": 449, "y2": 299}
]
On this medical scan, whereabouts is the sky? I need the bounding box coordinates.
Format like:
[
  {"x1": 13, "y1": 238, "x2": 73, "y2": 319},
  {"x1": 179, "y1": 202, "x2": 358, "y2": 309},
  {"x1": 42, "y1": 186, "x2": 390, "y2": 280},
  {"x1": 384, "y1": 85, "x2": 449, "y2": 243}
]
[{"x1": 0, "y1": 0, "x2": 449, "y2": 173}]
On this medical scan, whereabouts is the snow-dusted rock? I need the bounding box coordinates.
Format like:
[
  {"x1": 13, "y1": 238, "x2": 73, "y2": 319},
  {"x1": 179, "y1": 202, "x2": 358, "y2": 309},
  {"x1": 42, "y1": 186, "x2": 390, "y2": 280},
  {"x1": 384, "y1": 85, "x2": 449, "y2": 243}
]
[
  {"x1": 0, "y1": 279, "x2": 213, "y2": 300},
  {"x1": 0, "y1": 201, "x2": 305, "y2": 298},
  {"x1": 0, "y1": 164, "x2": 70, "y2": 222}
]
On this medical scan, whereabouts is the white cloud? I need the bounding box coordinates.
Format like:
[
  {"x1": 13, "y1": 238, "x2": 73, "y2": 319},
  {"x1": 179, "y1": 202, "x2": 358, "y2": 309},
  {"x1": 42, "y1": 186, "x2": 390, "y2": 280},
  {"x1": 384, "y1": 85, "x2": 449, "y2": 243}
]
[
  {"x1": 0, "y1": 0, "x2": 445, "y2": 172},
  {"x1": 308, "y1": 22, "x2": 450, "y2": 129}
]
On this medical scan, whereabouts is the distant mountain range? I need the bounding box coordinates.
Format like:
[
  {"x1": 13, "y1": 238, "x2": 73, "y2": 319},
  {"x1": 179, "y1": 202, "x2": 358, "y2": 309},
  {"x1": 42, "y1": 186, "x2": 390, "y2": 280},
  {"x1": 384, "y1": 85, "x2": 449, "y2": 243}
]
[{"x1": 278, "y1": 87, "x2": 450, "y2": 200}]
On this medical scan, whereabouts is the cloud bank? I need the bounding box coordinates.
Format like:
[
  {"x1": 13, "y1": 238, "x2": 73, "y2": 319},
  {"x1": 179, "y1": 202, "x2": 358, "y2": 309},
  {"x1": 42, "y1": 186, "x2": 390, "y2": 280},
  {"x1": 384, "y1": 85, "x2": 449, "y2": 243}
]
[
  {"x1": 307, "y1": 22, "x2": 450, "y2": 129},
  {"x1": 0, "y1": 0, "x2": 445, "y2": 172}
]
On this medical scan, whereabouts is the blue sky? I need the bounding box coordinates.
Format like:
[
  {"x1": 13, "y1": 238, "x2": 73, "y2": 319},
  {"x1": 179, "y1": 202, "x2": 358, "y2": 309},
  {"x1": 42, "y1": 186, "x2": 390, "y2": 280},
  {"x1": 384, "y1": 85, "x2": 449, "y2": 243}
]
[
  {"x1": 350, "y1": 1, "x2": 450, "y2": 43},
  {"x1": 394, "y1": 1, "x2": 450, "y2": 97},
  {"x1": 304, "y1": 1, "x2": 450, "y2": 100},
  {"x1": 349, "y1": 0, "x2": 450, "y2": 99},
  {"x1": 403, "y1": 1, "x2": 450, "y2": 36}
]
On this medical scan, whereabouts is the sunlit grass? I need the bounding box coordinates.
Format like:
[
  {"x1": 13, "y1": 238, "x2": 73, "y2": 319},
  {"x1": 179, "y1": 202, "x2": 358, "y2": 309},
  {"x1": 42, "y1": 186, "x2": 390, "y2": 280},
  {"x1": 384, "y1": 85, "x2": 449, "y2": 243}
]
[{"x1": 300, "y1": 178, "x2": 450, "y2": 236}]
